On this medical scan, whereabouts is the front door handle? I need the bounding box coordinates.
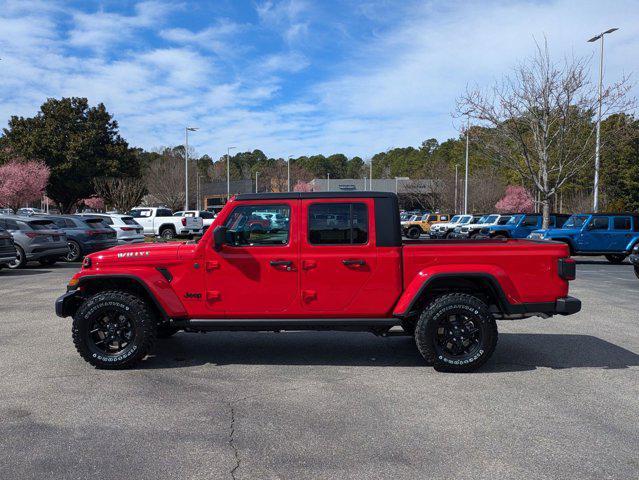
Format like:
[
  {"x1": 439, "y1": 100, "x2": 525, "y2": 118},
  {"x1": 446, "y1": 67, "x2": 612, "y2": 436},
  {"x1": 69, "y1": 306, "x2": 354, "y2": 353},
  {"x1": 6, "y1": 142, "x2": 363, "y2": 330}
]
[
  {"x1": 342, "y1": 259, "x2": 366, "y2": 266},
  {"x1": 270, "y1": 260, "x2": 293, "y2": 271}
]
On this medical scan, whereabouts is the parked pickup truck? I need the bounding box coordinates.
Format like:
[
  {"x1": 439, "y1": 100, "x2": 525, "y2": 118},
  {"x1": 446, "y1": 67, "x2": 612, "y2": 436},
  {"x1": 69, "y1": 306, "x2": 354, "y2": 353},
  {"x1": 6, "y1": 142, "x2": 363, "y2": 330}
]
[
  {"x1": 129, "y1": 207, "x2": 203, "y2": 240},
  {"x1": 56, "y1": 192, "x2": 580, "y2": 372},
  {"x1": 528, "y1": 213, "x2": 639, "y2": 263}
]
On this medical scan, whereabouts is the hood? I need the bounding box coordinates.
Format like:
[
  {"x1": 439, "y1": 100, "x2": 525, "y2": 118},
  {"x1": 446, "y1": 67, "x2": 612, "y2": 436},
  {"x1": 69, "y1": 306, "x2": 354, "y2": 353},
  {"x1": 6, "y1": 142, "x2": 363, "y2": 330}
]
[
  {"x1": 86, "y1": 241, "x2": 196, "y2": 267},
  {"x1": 542, "y1": 227, "x2": 581, "y2": 238}
]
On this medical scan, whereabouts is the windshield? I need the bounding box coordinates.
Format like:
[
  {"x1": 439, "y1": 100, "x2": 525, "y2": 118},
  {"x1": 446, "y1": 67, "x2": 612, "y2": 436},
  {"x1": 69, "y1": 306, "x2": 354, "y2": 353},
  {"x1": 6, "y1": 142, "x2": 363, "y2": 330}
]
[
  {"x1": 450, "y1": 215, "x2": 461, "y2": 223},
  {"x1": 563, "y1": 215, "x2": 589, "y2": 228},
  {"x1": 484, "y1": 215, "x2": 499, "y2": 224},
  {"x1": 497, "y1": 216, "x2": 512, "y2": 225},
  {"x1": 459, "y1": 216, "x2": 472, "y2": 224},
  {"x1": 506, "y1": 215, "x2": 523, "y2": 225}
]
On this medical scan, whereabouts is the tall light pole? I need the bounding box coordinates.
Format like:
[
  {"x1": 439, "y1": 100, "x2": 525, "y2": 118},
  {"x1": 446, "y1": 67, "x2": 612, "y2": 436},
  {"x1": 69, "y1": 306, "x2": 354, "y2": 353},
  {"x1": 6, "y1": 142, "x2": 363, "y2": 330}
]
[
  {"x1": 464, "y1": 115, "x2": 470, "y2": 214},
  {"x1": 454, "y1": 164, "x2": 459, "y2": 214},
  {"x1": 369, "y1": 159, "x2": 373, "y2": 190},
  {"x1": 287, "y1": 155, "x2": 293, "y2": 192},
  {"x1": 255, "y1": 171, "x2": 259, "y2": 193},
  {"x1": 185, "y1": 127, "x2": 198, "y2": 210},
  {"x1": 327, "y1": 172, "x2": 330, "y2": 191},
  {"x1": 588, "y1": 27, "x2": 618, "y2": 212},
  {"x1": 226, "y1": 146, "x2": 236, "y2": 201}
]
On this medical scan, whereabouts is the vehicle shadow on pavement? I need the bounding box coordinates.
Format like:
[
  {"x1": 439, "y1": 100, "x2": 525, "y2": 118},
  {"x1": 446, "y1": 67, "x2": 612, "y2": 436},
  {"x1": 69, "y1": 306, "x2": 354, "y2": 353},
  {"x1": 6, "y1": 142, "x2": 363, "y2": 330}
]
[
  {"x1": 140, "y1": 331, "x2": 639, "y2": 372},
  {"x1": 0, "y1": 263, "x2": 79, "y2": 276},
  {"x1": 488, "y1": 333, "x2": 639, "y2": 372}
]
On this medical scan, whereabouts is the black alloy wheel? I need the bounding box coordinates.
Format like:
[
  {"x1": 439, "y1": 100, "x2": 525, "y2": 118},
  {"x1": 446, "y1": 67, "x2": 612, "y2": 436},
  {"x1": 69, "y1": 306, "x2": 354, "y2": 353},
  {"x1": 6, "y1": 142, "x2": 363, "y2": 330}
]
[{"x1": 66, "y1": 240, "x2": 82, "y2": 262}]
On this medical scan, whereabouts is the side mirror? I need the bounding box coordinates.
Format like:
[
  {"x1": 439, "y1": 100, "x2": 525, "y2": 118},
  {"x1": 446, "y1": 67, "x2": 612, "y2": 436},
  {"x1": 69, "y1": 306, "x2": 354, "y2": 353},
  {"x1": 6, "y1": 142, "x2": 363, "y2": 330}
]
[{"x1": 213, "y1": 225, "x2": 227, "y2": 251}]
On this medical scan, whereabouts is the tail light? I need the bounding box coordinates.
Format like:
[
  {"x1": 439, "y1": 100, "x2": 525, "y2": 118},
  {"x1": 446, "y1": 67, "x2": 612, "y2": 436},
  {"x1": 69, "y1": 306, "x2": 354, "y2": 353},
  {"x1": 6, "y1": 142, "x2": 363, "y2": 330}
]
[
  {"x1": 181, "y1": 218, "x2": 187, "y2": 226},
  {"x1": 25, "y1": 232, "x2": 39, "y2": 238},
  {"x1": 558, "y1": 257, "x2": 576, "y2": 280},
  {"x1": 121, "y1": 227, "x2": 136, "y2": 231}
]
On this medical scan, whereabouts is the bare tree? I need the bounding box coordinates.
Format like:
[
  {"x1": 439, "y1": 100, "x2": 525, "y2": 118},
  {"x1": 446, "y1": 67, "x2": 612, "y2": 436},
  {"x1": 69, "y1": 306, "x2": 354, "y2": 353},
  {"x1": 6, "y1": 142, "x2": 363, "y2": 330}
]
[
  {"x1": 93, "y1": 177, "x2": 146, "y2": 213},
  {"x1": 145, "y1": 150, "x2": 186, "y2": 211},
  {"x1": 457, "y1": 39, "x2": 634, "y2": 227}
]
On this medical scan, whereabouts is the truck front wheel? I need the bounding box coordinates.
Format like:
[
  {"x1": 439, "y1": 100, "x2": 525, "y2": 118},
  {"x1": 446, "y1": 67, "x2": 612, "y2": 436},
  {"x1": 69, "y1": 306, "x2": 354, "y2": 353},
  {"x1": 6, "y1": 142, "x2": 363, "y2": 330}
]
[
  {"x1": 72, "y1": 290, "x2": 157, "y2": 369},
  {"x1": 406, "y1": 226, "x2": 422, "y2": 239},
  {"x1": 160, "y1": 227, "x2": 176, "y2": 240},
  {"x1": 415, "y1": 293, "x2": 498, "y2": 373}
]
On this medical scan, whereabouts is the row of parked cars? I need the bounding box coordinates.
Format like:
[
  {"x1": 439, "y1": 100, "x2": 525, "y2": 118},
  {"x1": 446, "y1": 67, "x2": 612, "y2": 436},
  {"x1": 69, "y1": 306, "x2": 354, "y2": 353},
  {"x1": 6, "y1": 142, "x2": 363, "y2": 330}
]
[
  {"x1": 401, "y1": 211, "x2": 639, "y2": 271},
  {"x1": 0, "y1": 205, "x2": 223, "y2": 269}
]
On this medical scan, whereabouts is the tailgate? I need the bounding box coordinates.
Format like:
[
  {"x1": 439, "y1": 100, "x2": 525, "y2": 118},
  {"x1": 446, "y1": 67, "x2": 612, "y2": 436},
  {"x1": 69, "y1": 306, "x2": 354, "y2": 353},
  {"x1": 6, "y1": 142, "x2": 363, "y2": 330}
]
[{"x1": 186, "y1": 217, "x2": 203, "y2": 229}]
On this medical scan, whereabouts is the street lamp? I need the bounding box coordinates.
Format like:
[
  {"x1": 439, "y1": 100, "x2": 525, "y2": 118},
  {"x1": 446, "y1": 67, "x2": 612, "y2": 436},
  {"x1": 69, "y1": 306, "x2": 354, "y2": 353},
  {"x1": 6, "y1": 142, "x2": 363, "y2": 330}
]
[
  {"x1": 255, "y1": 171, "x2": 259, "y2": 193},
  {"x1": 287, "y1": 155, "x2": 293, "y2": 192},
  {"x1": 185, "y1": 127, "x2": 198, "y2": 210},
  {"x1": 226, "y1": 146, "x2": 236, "y2": 200},
  {"x1": 327, "y1": 172, "x2": 330, "y2": 191},
  {"x1": 588, "y1": 27, "x2": 618, "y2": 212}
]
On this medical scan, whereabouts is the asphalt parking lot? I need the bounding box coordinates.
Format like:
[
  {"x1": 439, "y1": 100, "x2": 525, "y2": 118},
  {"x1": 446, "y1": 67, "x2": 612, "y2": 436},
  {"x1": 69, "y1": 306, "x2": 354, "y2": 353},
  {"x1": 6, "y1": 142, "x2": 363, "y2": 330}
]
[{"x1": 0, "y1": 259, "x2": 637, "y2": 480}]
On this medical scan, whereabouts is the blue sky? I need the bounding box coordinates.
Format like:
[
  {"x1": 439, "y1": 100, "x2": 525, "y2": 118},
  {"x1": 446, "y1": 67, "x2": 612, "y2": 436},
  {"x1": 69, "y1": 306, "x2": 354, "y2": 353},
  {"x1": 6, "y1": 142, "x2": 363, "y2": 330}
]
[{"x1": 0, "y1": 0, "x2": 637, "y2": 159}]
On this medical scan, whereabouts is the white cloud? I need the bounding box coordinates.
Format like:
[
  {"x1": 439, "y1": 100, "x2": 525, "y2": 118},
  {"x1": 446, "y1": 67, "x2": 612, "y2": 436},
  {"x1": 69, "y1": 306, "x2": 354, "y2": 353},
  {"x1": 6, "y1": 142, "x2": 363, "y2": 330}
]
[{"x1": 159, "y1": 20, "x2": 244, "y2": 56}]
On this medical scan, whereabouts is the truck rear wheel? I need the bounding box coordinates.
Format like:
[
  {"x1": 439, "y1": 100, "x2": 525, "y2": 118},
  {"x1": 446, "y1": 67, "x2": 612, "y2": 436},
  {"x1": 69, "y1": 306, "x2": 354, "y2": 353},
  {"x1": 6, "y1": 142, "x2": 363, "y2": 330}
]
[
  {"x1": 72, "y1": 290, "x2": 156, "y2": 369},
  {"x1": 160, "y1": 227, "x2": 176, "y2": 240},
  {"x1": 605, "y1": 254, "x2": 626, "y2": 264},
  {"x1": 415, "y1": 293, "x2": 498, "y2": 373},
  {"x1": 406, "y1": 226, "x2": 422, "y2": 239}
]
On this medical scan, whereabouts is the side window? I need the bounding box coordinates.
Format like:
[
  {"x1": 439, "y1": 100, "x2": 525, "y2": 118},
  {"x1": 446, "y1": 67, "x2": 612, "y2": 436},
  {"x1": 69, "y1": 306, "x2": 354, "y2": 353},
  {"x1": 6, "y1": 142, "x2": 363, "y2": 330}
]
[
  {"x1": 590, "y1": 217, "x2": 610, "y2": 230},
  {"x1": 522, "y1": 215, "x2": 540, "y2": 227},
  {"x1": 612, "y1": 217, "x2": 631, "y2": 230},
  {"x1": 308, "y1": 203, "x2": 368, "y2": 245},
  {"x1": 157, "y1": 209, "x2": 172, "y2": 217},
  {"x1": 440, "y1": 215, "x2": 449, "y2": 221},
  {"x1": 223, "y1": 205, "x2": 290, "y2": 246}
]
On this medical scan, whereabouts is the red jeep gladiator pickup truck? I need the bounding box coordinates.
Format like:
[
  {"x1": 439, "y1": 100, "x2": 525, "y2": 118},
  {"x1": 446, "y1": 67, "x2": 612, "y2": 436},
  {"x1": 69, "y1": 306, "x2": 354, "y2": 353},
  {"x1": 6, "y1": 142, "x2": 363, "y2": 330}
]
[{"x1": 56, "y1": 192, "x2": 580, "y2": 372}]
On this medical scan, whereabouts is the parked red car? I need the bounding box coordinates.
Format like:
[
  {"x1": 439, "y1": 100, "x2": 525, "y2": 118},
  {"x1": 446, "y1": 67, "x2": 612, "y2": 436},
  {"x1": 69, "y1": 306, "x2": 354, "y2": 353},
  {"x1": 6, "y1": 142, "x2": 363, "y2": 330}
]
[{"x1": 56, "y1": 192, "x2": 580, "y2": 372}]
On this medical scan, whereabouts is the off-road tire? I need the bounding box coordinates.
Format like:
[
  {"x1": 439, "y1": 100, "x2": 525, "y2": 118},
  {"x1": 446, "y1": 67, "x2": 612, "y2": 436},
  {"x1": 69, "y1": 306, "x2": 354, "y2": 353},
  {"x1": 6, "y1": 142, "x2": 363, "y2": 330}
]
[
  {"x1": 605, "y1": 254, "x2": 626, "y2": 264},
  {"x1": 415, "y1": 293, "x2": 498, "y2": 373},
  {"x1": 156, "y1": 324, "x2": 180, "y2": 339},
  {"x1": 66, "y1": 240, "x2": 82, "y2": 262},
  {"x1": 406, "y1": 226, "x2": 422, "y2": 240},
  {"x1": 160, "y1": 227, "x2": 176, "y2": 240},
  {"x1": 72, "y1": 290, "x2": 156, "y2": 369},
  {"x1": 8, "y1": 245, "x2": 26, "y2": 269}
]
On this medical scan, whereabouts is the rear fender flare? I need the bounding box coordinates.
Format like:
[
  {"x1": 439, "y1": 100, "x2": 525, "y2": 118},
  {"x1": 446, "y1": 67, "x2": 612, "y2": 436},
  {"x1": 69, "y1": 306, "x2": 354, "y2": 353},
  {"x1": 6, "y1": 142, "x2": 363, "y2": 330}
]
[{"x1": 393, "y1": 266, "x2": 520, "y2": 317}]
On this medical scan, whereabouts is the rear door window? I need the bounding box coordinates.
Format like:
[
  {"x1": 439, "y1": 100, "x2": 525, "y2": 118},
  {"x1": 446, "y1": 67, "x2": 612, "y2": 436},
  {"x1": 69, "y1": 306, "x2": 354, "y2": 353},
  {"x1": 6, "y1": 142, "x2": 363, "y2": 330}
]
[
  {"x1": 612, "y1": 217, "x2": 631, "y2": 230},
  {"x1": 308, "y1": 203, "x2": 368, "y2": 245}
]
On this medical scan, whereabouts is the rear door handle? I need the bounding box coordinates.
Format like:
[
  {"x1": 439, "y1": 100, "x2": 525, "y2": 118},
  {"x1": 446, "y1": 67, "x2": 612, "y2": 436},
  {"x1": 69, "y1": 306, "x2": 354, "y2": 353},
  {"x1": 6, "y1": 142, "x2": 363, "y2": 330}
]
[{"x1": 342, "y1": 259, "x2": 366, "y2": 266}]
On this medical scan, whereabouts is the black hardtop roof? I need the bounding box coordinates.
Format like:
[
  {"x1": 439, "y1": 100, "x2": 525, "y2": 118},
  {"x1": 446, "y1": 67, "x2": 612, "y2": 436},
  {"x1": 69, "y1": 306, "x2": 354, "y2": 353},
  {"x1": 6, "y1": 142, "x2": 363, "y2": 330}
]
[
  {"x1": 578, "y1": 212, "x2": 639, "y2": 217},
  {"x1": 235, "y1": 191, "x2": 398, "y2": 201}
]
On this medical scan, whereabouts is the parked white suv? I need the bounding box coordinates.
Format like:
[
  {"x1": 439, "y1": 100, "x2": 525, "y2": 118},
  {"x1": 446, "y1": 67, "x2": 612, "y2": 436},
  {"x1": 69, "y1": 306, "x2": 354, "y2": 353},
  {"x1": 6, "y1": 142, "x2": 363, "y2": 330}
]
[
  {"x1": 457, "y1": 214, "x2": 512, "y2": 238},
  {"x1": 80, "y1": 213, "x2": 145, "y2": 245},
  {"x1": 429, "y1": 214, "x2": 473, "y2": 238},
  {"x1": 129, "y1": 207, "x2": 203, "y2": 240}
]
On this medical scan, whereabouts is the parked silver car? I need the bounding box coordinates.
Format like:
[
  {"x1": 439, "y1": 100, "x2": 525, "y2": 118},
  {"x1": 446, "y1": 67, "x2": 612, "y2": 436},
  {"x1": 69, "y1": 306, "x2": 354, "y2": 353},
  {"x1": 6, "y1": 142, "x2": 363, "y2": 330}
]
[
  {"x1": 79, "y1": 213, "x2": 144, "y2": 245},
  {"x1": 0, "y1": 215, "x2": 68, "y2": 268}
]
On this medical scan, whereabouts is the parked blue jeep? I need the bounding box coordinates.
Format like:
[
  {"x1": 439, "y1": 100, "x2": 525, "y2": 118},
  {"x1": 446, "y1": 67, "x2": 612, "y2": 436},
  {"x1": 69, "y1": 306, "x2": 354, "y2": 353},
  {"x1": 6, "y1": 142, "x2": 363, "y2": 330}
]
[
  {"x1": 480, "y1": 213, "x2": 570, "y2": 239},
  {"x1": 528, "y1": 213, "x2": 639, "y2": 263}
]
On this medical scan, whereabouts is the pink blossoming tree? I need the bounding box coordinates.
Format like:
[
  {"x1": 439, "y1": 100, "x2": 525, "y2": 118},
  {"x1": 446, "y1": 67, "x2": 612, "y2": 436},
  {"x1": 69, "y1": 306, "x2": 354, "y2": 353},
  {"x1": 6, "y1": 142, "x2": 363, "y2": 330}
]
[
  {"x1": 495, "y1": 185, "x2": 534, "y2": 213},
  {"x1": 83, "y1": 196, "x2": 105, "y2": 211},
  {"x1": 293, "y1": 180, "x2": 313, "y2": 192},
  {"x1": 0, "y1": 159, "x2": 51, "y2": 211}
]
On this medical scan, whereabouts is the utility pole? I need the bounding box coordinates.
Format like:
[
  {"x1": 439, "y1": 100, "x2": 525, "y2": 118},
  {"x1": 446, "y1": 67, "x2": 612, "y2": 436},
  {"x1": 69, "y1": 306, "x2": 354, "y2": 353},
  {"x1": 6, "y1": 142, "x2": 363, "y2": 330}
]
[
  {"x1": 287, "y1": 156, "x2": 292, "y2": 192},
  {"x1": 255, "y1": 171, "x2": 259, "y2": 193},
  {"x1": 226, "y1": 146, "x2": 236, "y2": 201},
  {"x1": 454, "y1": 164, "x2": 459, "y2": 214},
  {"x1": 588, "y1": 28, "x2": 618, "y2": 212},
  {"x1": 185, "y1": 127, "x2": 198, "y2": 210},
  {"x1": 464, "y1": 115, "x2": 470, "y2": 214},
  {"x1": 369, "y1": 159, "x2": 373, "y2": 190}
]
